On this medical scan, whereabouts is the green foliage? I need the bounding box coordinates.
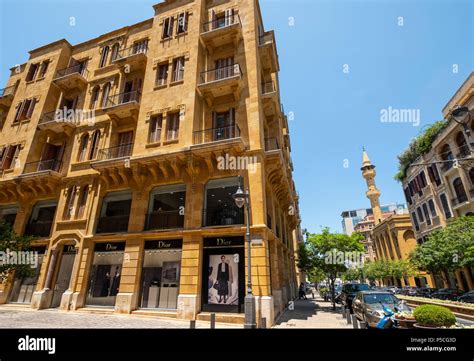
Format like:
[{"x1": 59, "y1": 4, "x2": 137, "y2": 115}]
[
  {"x1": 409, "y1": 217, "x2": 474, "y2": 275},
  {"x1": 360, "y1": 259, "x2": 417, "y2": 282},
  {"x1": 0, "y1": 221, "x2": 34, "y2": 284},
  {"x1": 342, "y1": 266, "x2": 363, "y2": 282},
  {"x1": 394, "y1": 120, "x2": 449, "y2": 182},
  {"x1": 413, "y1": 304, "x2": 456, "y2": 327}
]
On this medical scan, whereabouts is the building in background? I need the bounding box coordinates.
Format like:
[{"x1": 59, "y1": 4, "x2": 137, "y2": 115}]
[
  {"x1": 0, "y1": 0, "x2": 302, "y2": 326},
  {"x1": 401, "y1": 72, "x2": 474, "y2": 291},
  {"x1": 361, "y1": 151, "x2": 433, "y2": 287},
  {"x1": 341, "y1": 203, "x2": 407, "y2": 236}
]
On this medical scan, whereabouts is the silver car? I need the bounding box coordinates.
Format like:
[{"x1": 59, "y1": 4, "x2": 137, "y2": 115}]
[{"x1": 352, "y1": 291, "x2": 411, "y2": 328}]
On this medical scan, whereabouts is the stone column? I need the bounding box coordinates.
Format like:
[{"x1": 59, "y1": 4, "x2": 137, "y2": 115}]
[
  {"x1": 60, "y1": 244, "x2": 81, "y2": 311},
  {"x1": 31, "y1": 247, "x2": 59, "y2": 310},
  {"x1": 115, "y1": 238, "x2": 143, "y2": 314}
]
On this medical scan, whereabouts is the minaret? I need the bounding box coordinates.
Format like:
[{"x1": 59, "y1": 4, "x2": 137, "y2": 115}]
[{"x1": 361, "y1": 149, "x2": 383, "y2": 225}]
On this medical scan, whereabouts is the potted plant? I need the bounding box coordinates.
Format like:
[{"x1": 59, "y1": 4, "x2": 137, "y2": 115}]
[
  {"x1": 413, "y1": 305, "x2": 456, "y2": 329},
  {"x1": 395, "y1": 311, "x2": 416, "y2": 329}
]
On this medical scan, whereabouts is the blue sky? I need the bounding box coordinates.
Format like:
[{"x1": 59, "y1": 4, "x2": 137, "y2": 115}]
[{"x1": 1, "y1": 0, "x2": 473, "y2": 233}]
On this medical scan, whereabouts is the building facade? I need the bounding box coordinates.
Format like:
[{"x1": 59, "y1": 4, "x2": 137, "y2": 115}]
[
  {"x1": 361, "y1": 151, "x2": 433, "y2": 287},
  {"x1": 401, "y1": 72, "x2": 474, "y2": 291},
  {"x1": 0, "y1": 0, "x2": 302, "y2": 326}
]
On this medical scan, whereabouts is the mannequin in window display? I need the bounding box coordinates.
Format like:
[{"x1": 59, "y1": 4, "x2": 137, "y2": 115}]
[
  {"x1": 208, "y1": 266, "x2": 214, "y2": 302},
  {"x1": 110, "y1": 266, "x2": 121, "y2": 296},
  {"x1": 216, "y1": 255, "x2": 230, "y2": 303}
]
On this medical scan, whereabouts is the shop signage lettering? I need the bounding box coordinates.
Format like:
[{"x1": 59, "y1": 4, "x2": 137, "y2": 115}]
[
  {"x1": 204, "y1": 237, "x2": 244, "y2": 248},
  {"x1": 145, "y1": 239, "x2": 182, "y2": 250},
  {"x1": 106, "y1": 244, "x2": 118, "y2": 251}
]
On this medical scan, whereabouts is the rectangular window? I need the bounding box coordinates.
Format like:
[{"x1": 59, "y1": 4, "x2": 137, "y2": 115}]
[
  {"x1": 411, "y1": 212, "x2": 419, "y2": 231},
  {"x1": 162, "y1": 17, "x2": 174, "y2": 39},
  {"x1": 146, "y1": 184, "x2": 186, "y2": 230},
  {"x1": 38, "y1": 61, "x2": 49, "y2": 78},
  {"x1": 26, "y1": 63, "x2": 39, "y2": 82},
  {"x1": 76, "y1": 187, "x2": 89, "y2": 219},
  {"x1": 439, "y1": 194, "x2": 452, "y2": 219},
  {"x1": 155, "y1": 63, "x2": 169, "y2": 86},
  {"x1": 428, "y1": 199, "x2": 437, "y2": 218},
  {"x1": 149, "y1": 115, "x2": 163, "y2": 143},
  {"x1": 63, "y1": 186, "x2": 77, "y2": 220},
  {"x1": 1, "y1": 145, "x2": 20, "y2": 170},
  {"x1": 177, "y1": 12, "x2": 188, "y2": 34},
  {"x1": 166, "y1": 113, "x2": 180, "y2": 141},
  {"x1": 172, "y1": 57, "x2": 185, "y2": 82},
  {"x1": 422, "y1": 203, "x2": 431, "y2": 226},
  {"x1": 97, "y1": 192, "x2": 132, "y2": 234},
  {"x1": 416, "y1": 207, "x2": 424, "y2": 223},
  {"x1": 132, "y1": 39, "x2": 148, "y2": 54}
]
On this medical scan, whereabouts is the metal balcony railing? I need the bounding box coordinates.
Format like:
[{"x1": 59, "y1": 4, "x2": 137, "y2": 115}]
[
  {"x1": 55, "y1": 63, "x2": 89, "y2": 80},
  {"x1": 23, "y1": 159, "x2": 62, "y2": 174},
  {"x1": 262, "y1": 81, "x2": 276, "y2": 95},
  {"x1": 103, "y1": 90, "x2": 141, "y2": 108},
  {"x1": 39, "y1": 109, "x2": 78, "y2": 125},
  {"x1": 193, "y1": 124, "x2": 240, "y2": 144},
  {"x1": 451, "y1": 194, "x2": 469, "y2": 207},
  {"x1": 202, "y1": 13, "x2": 241, "y2": 33},
  {"x1": 96, "y1": 215, "x2": 130, "y2": 234},
  {"x1": 24, "y1": 221, "x2": 53, "y2": 238},
  {"x1": 199, "y1": 64, "x2": 242, "y2": 85},
  {"x1": 145, "y1": 210, "x2": 184, "y2": 230},
  {"x1": 440, "y1": 160, "x2": 454, "y2": 172},
  {"x1": 456, "y1": 144, "x2": 471, "y2": 158},
  {"x1": 264, "y1": 137, "x2": 280, "y2": 151},
  {"x1": 0, "y1": 84, "x2": 16, "y2": 98},
  {"x1": 202, "y1": 206, "x2": 244, "y2": 227},
  {"x1": 112, "y1": 44, "x2": 148, "y2": 62},
  {"x1": 97, "y1": 143, "x2": 133, "y2": 160}
]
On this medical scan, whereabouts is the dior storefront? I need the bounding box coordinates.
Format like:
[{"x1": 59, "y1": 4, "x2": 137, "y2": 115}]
[
  {"x1": 86, "y1": 242, "x2": 125, "y2": 307},
  {"x1": 139, "y1": 239, "x2": 182, "y2": 309}
]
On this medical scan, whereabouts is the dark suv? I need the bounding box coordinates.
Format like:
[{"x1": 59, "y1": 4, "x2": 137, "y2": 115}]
[{"x1": 341, "y1": 283, "x2": 370, "y2": 312}]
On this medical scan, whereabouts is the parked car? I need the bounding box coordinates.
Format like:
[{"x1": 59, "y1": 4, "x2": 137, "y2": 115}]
[
  {"x1": 352, "y1": 291, "x2": 411, "y2": 328},
  {"x1": 384, "y1": 286, "x2": 400, "y2": 294},
  {"x1": 399, "y1": 286, "x2": 419, "y2": 296},
  {"x1": 340, "y1": 283, "x2": 370, "y2": 312},
  {"x1": 457, "y1": 291, "x2": 474, "y2": 303},
  {"x1": 416, "y1": 287, "x2": 437, "y2": 298},
  {"x1": 430, "y1": 288, "x2": 465, "y2": 301}
]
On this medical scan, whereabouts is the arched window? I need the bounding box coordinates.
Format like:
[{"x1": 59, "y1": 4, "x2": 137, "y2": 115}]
[
  {"x1": 101, "y1": 82, "x2": 111, "y2": 108},
  {"x1": 89, "y1": 130, "x2": 101, "y2": 160},
  {"x1": 111, "y1": 43, "x2": 120, "y2": 62},
  {"x1": 78, "y1": 133, "x2": 89, "y2": 162},
  {"x1": 76, "y1": 186, "x2": 89, "y2": 219},
  {"x1": 99, "y1": 46, "x2": 109, "y2": 68},
  {"x1": 455, "y1": 132, "x2": 469, "y2": 157},
  {"x1": 90, "y1": 86, "x2": 100, "y2": 109},
  {"x1": 469, "y1": 168, "x2": 474, "y2": 185},
  {"x1": 440, "y1": 144, "x2": 454, "y2": 171},
  {"x1": 453, "y1": 177, "x2": 467, "y2": 203}
]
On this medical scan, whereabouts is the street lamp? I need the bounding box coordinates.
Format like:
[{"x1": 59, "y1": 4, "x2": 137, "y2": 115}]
[
  {"x1": 451, "y1": 105, "x2": 474, "y2": 149},
  {"x1": 233, "y1": 182, "x2": 257, "y2": 329}
]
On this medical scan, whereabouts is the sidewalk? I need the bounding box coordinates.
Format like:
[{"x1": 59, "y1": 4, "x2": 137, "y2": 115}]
[{"x1": 273, "y1": 296, "x2": 351, "y2": 329}]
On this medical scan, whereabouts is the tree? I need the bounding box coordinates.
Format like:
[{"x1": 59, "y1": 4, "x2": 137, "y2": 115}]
[
  {"x1": 410, "y1": 217, "x2": 474, "y2": 287},
  {"x1": 299, "y1": 228, "x2": 364, "y2": 310},
  {"x1": 0, "y1": 220, "x2": 34, "y2": 284}
]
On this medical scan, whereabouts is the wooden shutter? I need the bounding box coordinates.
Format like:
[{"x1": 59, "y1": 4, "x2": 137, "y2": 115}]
[
  {"x1": 14, "y1": 101, "x2": 23, "y2": 122},
  {"x1": 26, "y1": 98, "x2": 36, "y2": 118},
  {"x1": 210, "y1": 9, "x2": 216, "y2": 30},
  {"x1": 0, "y1": 145, "x2": 9, "y2": 170},
  {"x1": 225, "y1": 8, "x2": 234, "y2": 26}
]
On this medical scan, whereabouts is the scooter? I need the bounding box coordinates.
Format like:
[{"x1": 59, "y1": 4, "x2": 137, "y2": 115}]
[{"x1": 375, "y1": 302, "x2": 400, "y2": 329}]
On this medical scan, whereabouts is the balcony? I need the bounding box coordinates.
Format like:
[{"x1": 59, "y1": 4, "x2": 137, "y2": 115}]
[
  {"x1": 53, "y1": 64, "x2": 89, "y2": 90},
  {"x1": 21, "y1": 159, "x2": 63, "y2": 177},
  {"x1": 102, "y1": 90, "x2": 141, "y2": 119},
  {"x1": 193, "y1": 124, "x2": 241, "y2": 145},
  {"x1": 202, "y1": 206, "x2": 244, "y2": 227},
  {"x1": 197, "y1": 64, "x2": 242, "y2": 105},
  {"x1": 111, "y1": 45, "x2": 148, "y2": 69},
  {"x1": 200, "y1": 14, "x2": 242, "y2": 49},
  {"x1": 456, "y1": 144, "x2": 471, "y2": 159},
  {"x1": 451, "y1": 194, "x2": 469, "y2": 208},
  {"x1": 261, "y1": 81, "x2": 279, "y2": 116},
  {"x1": 264, "y1": 137, "x2": 280, "y2": 151},
  {"x1": 0, "y1": 84, "x2": 17, "y2": 110},
  {"x1": 24, "y1": 221, "x2": 53, "y2": 238},
  {"x1": 259, "y1": 31, "x2": 279, "y2": 73},
  {"x1": 440, "y1": 160, "x2": 454, "y2": 173},
  {"x1": 96, "y1": 215, "x2": 130, "y2": 234},
  {"x1": 145, "y1": 211, "x2": 184, "y2": 231},
  {"x1": 37, "y1": 110, "x2": 78, "y2": 134},
  {"x1": 97, "y1": 143, "x2": 133, "y2": 161}
]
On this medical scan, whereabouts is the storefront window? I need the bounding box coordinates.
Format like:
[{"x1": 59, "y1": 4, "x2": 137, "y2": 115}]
[
  {"x1": 139, "y1": 240, "x2": 182, "y2": 309},
  {"x1": 0, "y1": 205, "x2": 18, "y2": 227},
  {"x1": 96, "y1": 191, "x2": 132, "y2": 234},
  {"x1": 8, "y1": 246, "x2": 46, "y2": 304},
  {"x1": 86, "y1": 242, "x2": 125, "y2": 307},
  {"x1": 145, "y1": 184, "x2": 186, "y2": 230},
  {"x1": 204, "y1": 177, "x2": 244, "y2": 226}
]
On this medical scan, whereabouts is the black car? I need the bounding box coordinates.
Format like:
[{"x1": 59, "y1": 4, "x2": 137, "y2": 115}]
[
  {"x1": 430, "y1": 288, "x2": 464, "y2": 301},
  {"x1": 416, "y1": 288, "x2": 437, "y2": 298},
  {"x1": 399, "y1": 286, "x2": 419, "y2": 296},
  {"x1": 340, "y1": 283, "x2": 370, "y2": 312},
  {"x1": 458, "y1": 291, "x2": 474, "y2": 303}
]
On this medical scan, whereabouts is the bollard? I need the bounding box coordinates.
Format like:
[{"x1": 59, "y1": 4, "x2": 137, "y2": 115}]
[
  {"x1": 359, "y1": 321, "x2": 367, "y2": 329},
  {"x1": 260, "y1": 318, "x2": 267, "y2": 329},
  {"x1": 342, "y1": 307, "x2": 347, "y2": 319},
  {"x1": 346, "y1": 310, "x2": 352, "y2": 324},
  {"x1": 210, "y1": 313, "x2": 216, "y2": 329},
  {"x1": 190, "y1": 320, "x2": 196, "y2": 329},
  {"x1": 351, "y1": 315, "x2": 359, "y2": 329}
]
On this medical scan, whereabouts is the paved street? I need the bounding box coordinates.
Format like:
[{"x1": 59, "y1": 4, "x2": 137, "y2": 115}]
[
  {"x1": 0, "y1": 307, "x2": 241, "y2": 329},
  {"x1": 274, "y1": 296, "x2": 351, "y2": 328}
]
